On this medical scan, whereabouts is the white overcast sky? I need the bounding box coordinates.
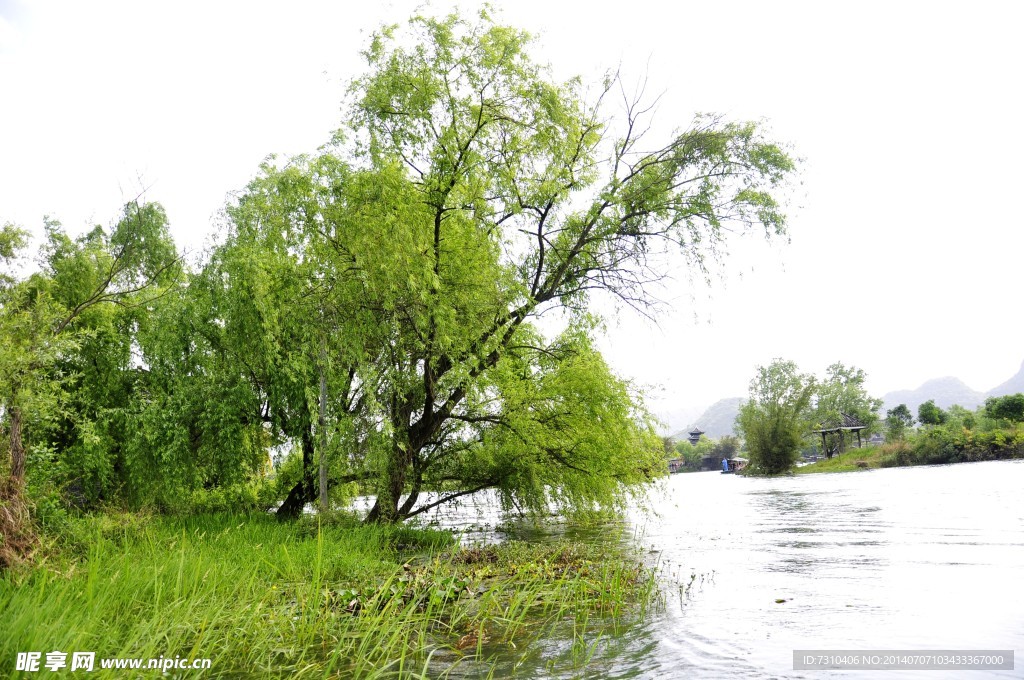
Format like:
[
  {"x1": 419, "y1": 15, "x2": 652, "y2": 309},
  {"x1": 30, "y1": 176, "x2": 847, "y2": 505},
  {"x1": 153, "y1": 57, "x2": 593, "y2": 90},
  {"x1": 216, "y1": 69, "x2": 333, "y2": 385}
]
[{"x1": 2, "y1": 0, "x2": 1022, "y2": 429}]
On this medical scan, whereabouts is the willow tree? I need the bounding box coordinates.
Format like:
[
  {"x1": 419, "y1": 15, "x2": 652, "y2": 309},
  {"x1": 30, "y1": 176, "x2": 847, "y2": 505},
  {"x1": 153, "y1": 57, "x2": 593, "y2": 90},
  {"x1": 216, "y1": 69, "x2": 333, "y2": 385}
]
[
  {"x1": 195, "y1": 156, "x2": 386, "y2": 518},
  {"x1": 736, "y1": 359, "x2": 816, "y2": 474},
  {"x1": 810, "y1": 362, "x2": 882, "y2": 457},
  {"x1": 217, "y1": 10, "x2": 796, "y2": 522},
  {"x1": 0, "y1": 204, "x2": 180, "y2": 499}
]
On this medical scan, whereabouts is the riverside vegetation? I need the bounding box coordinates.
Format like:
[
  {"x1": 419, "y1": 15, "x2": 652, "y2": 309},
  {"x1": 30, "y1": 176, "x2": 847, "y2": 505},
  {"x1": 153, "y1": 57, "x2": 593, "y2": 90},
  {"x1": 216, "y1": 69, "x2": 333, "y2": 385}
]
[
  {"x1": 730, "y1": 357, "x2": 1024, "y2": 476},
  {"x1": 796, "y1": 424, "x2": 1024, "y2": 474},
  {"x1": 796, "y1": 395, "x2": 1024, "y2": 474},
  {"x1": 0, "y1": 9, "x2": 794, "y2": 526},
  {"x1": 1, "y1": 511, "x2": 660, "y2": 677},
  {"x1": 1, "y1": 10, "x2": 797, "y2": 676}
]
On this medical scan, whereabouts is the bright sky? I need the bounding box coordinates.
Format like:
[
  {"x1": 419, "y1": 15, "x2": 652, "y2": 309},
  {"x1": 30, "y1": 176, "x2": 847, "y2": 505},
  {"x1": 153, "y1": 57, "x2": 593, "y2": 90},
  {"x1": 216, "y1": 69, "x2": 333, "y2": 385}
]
[{"x1": 3, "y1": 0, "x2": 1022, "y2": 429}]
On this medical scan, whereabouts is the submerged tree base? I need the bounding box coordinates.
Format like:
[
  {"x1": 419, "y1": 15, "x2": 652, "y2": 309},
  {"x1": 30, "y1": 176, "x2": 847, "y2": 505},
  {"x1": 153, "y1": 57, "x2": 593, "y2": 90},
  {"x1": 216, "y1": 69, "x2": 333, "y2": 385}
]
[{"x1": 1, "y1": 512, "x2": 659, "y2": 678}]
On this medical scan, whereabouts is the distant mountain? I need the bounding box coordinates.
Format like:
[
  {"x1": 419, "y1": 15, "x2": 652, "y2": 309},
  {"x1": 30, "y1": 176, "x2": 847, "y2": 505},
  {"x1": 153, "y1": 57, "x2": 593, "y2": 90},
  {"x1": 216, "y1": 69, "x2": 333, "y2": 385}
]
[
  {"x1": 881, "y1": 376, "x2": 985, "y2": 414},
  {"x1": 671, "y1": 397, "x2": 743, "y2": 440},
  {"x1": 655, "y1": 405, "x2": 703, "y2": 436},
  {"x1": 987, "y1": 360, "x2": 1024, "y2": 397}
]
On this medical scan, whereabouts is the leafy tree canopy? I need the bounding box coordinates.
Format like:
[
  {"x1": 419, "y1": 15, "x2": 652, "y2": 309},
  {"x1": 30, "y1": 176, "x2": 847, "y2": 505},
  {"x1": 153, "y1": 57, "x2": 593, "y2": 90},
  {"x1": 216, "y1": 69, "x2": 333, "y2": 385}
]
[
  {"x1": 809, "y1": 362, "x2": 881, "y2": 458},
  {"x1": 885, "y1": 403, "x2": 914, "y2": 441},
  {"x1": 2, "y1": 10, "x2": 798, "y2": 524},
  {"x1": 2, "y1": 203, "x2": 181, "y2": 496},
  {"x1": 736, "y1": 359, "x2": 815, "y2": 475},
  {"x1": 738, "y1": 360, "x2": 883, "y2": 471},
  {"x1": 213, "y1": 9, "x2": 797, "y2": 522},
  {"x1": 811, "y1": 363, "x2": 882, "y2": 432},
  {"x1": 984, "y1": 394, "x2": 1024, "y2": 423},
  {"x1": 917, "y1": 399, "x2": 948, "y2": 427}
]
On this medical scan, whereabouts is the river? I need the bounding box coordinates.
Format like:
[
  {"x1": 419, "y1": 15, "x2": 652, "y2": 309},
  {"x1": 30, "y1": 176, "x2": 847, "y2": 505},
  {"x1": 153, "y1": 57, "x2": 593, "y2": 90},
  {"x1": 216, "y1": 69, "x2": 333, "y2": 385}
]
[{"x1": 415, "y1": 459, "x2": 1024, "y2": 678}]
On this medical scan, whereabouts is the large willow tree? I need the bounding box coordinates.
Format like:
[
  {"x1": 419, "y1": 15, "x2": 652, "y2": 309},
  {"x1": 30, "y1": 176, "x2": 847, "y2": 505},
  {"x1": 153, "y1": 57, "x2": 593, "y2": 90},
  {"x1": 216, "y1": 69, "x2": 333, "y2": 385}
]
[{"x1": 209, "y1": 10, "x2": 797, "y2": 522}]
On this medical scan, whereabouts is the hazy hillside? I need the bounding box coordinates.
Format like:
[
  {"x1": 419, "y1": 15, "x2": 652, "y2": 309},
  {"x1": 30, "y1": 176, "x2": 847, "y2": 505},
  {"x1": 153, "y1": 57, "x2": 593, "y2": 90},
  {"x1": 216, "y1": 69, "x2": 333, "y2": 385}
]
[
  {"x1": 655, "y1": 405, "x2": 703, "y2": 436},
  {"x1": 671, "y1": 397, "x2": 743, "y2": 440},
  {"x1": 881, "y1": 376, "x2": 985, "y2": 414},
  {"x1": 987, "y1": 360, "x2": 1024, "y2": 397}
]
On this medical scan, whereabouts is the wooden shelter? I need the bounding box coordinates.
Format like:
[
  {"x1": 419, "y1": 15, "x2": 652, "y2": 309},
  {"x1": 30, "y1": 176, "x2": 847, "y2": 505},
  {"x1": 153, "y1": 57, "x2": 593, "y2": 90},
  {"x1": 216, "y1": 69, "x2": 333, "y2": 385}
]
[{"x1": 812, "y1": 413, "x2": 867, "y2": 459}]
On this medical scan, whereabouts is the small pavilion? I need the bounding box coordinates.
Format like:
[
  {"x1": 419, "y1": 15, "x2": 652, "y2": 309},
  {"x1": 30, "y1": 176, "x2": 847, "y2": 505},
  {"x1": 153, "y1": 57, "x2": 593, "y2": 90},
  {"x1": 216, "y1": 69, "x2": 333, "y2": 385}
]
[{"x1": 812, "y1": 413, "x2": 867, "y2": 459}]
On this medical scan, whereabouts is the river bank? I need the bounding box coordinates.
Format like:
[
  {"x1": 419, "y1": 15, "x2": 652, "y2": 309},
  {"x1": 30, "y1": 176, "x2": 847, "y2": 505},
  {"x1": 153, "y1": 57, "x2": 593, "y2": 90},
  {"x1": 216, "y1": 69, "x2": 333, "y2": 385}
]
[
  {"x1": 0, "y1": 512, "x2": 658, "y2": 678},
  {"x1": 5, "y1": 463, "x2": 1024, "y2": 678},
  {"x1": 795, "y1": 424, "x2": 1024, "y2": 475}
]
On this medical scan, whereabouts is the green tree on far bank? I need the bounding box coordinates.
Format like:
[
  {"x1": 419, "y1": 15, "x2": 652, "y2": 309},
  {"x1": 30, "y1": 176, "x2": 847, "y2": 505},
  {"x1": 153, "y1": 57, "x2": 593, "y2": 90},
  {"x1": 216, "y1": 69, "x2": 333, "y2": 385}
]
[
  {"x1": 885, "y1": 404, "x2": 914, "y2": 441},
  {"x1": 736, "y1": 360, "x2": 884, "y2": 472},
  {"x1": 985, "y1": 394, "x2": 1024, "y2": 424},
  {"x1": 736, "y1": 359, "x2": 815, "y2": 475},
  {"x1": 944, "y1": 404, "x2": 976, "y2": 430},
  {"x1": 918, "y1": 400, "x2": 948, "y2": 426},
  {"x1": 712, "y1": 435, "x2": 741, "y2": 459},
  {"x1": 811, "y1": 362, "x2": 882, "y2": 458},
  {"x1": 674, "y1": 435, "x2": 714, "y2": 470}
]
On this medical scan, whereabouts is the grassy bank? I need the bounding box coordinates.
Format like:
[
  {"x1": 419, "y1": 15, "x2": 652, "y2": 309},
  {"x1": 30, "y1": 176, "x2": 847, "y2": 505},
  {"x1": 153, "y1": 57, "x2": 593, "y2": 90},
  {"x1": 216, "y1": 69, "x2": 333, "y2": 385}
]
[
  {"x1": 0, "y1": 512, "x2": 658, "y2": 678},
  {"x1": 794, "y1": 447, "x2": 889, "y2": 474},
  {"x1": 796, "y1": 424, "x2": 1024, "y2": 475}
]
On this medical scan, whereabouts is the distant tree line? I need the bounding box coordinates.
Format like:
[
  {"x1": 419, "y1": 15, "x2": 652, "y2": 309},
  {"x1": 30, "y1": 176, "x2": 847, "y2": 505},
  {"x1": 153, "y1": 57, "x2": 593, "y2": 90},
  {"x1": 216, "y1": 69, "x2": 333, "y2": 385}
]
[
  {"x1": 732, "y1": 357, "x2": 1024, "y2": 475},
  {"x1": 735, "y1": 360, "x2": 881, "y2": 474},
  {"x1": 878, "y1": 395, "x2": 1024, "y2": 467}
]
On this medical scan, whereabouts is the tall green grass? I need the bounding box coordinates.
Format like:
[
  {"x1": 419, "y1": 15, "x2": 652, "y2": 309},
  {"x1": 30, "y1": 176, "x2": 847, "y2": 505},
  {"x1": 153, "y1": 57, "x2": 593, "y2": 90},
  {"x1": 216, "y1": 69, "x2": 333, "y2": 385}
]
[{"x1": 1, "y1": 513, "x2": 658, "y2": 678}]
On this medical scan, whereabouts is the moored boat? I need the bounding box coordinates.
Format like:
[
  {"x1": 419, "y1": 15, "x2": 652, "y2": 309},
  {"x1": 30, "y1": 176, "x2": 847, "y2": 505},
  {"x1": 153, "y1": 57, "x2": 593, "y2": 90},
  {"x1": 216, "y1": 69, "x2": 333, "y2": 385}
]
[{"x1": 720, "y1": 457, "x2": 748, "y2": 474}]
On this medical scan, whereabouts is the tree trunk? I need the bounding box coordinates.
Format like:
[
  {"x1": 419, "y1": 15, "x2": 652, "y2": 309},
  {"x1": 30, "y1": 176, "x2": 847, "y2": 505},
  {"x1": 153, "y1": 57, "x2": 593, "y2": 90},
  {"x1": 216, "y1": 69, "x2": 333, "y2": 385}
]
[
  {"x1": 365, "y1": 392, "x2": 419, "y2": 524},
  {"x1": 276, "y1": 424, "x2": 317, "y2": 520},
  {"x1": 382, "y1": 442, "x2": 409, "y2": 523},
  {"x1": 276, "y1": 480, "x2": 309, "y2": 520},
  {"x1": 302, "y1": 423, "x2": 315, "y2": 504},
  {"x1": 318, "y1": 336, "x2": 329, "y2": 514},
  {"x1": 397, "y1": 469, "x2": 422, "y2": 517},
  {"x1": 366, "y1": 440, "x2": 413, "y2": 524},
  {"x1": 8, "y1": 403, "x2": 24, "y2": 484}
]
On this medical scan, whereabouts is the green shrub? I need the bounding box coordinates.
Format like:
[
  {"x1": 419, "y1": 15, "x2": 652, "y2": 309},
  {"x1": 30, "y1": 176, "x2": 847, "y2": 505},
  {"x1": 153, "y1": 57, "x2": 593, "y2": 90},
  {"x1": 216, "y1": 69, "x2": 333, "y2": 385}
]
[
  {"x1": 174, "y1": 480, "x2": 278, "y2": 515},
  {"x1": 879, "y1": 424, "x2": 1024, "y2": 468},
  {"x1": 876, "y1": 440, "x2": 913, "y2": 468}
]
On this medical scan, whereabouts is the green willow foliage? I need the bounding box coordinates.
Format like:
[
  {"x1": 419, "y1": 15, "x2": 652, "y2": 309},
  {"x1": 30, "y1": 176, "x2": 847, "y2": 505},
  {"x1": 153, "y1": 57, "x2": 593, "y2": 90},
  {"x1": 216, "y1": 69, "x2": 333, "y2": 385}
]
[
  {"x1": 1, "y1": 204, "x2": 182, "y2": 506},
  {"x1": 220, "y1": 10, "x2": 795, "y2": 522},
  {"x1": 4, "y1": 10, "x2": 797, "y2": 522},
  {"x1": 737, "y1": 360, "x2": 881, "y2": 473},
  {"x1": 737, "y1": 359, "x2": 816, "y2": 475}
]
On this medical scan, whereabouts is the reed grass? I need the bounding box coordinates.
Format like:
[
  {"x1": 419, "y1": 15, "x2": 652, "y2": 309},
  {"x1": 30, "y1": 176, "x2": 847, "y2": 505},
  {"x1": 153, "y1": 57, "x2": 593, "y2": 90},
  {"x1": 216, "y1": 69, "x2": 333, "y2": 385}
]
[{"x1": 1, "y1": 512, "x2": 658, "y2": 678}]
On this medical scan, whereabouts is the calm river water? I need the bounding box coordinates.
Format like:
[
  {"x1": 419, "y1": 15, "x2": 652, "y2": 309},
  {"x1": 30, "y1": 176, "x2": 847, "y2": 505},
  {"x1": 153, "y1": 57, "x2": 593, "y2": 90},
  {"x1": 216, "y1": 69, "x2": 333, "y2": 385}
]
[{"x1": 418, "y1": 459, "x2": 1024, "y2": 678}]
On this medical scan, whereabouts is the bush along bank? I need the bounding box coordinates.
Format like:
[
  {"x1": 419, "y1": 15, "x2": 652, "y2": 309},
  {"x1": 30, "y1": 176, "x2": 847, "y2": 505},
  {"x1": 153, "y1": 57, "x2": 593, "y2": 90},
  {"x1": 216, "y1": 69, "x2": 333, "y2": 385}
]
[{"x1": 796, "y1": 424, "x2": 1024, "y2": 474}]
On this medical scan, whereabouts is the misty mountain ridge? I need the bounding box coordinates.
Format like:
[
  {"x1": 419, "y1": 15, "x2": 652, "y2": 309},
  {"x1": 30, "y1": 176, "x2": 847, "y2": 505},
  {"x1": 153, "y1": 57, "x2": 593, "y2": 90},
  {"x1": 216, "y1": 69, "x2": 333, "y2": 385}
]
[
  {"x1": 881, "y1": 360, "x2": 1024, "y2": 414},
  {"x1": 670, "y1": 397, "x2": 744, "y2": 440},
  {"x1": 881, "y1": 376, "x2": 985, "y2": 414},
  {"x1": 987, "y1": 359, "x2": 1024, "y2": 398},
  {"x1": 671, "y1": 360, "x2": 1024, "y2": 440}
]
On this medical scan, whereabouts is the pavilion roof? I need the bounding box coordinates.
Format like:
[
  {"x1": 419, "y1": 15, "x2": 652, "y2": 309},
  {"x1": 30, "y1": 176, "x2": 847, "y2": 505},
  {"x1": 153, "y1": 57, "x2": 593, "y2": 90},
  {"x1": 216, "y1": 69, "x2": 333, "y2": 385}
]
[{"x1": 812, "y1": 412, "x2": 867, "y2": 434}]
